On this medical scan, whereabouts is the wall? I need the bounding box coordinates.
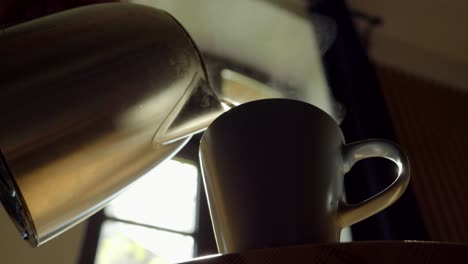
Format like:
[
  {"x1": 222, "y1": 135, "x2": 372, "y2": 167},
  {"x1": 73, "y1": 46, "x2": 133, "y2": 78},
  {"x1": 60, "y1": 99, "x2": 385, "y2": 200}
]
[
  {"x1": 0, "y1": 209, "x2": 85, "y2": 264},
  {"x1": 378, "y1": 65, "x2": 468, "y2": 242},
  {"x1": 348, "y1": 0, "x2": 468, "y2": 91}
]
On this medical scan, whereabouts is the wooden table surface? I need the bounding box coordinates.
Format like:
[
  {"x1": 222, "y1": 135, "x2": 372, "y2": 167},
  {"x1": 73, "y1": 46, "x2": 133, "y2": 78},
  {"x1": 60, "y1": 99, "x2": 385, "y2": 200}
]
[{"x1": 182, "y1": 241, "x2": 468, "y2": 263}]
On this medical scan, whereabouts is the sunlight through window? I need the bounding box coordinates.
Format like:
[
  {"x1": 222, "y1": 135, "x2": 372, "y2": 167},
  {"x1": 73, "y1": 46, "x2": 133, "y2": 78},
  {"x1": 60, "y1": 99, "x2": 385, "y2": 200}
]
[{"x1": 95, "y1": 159, "x2": 199, "y2": 264}]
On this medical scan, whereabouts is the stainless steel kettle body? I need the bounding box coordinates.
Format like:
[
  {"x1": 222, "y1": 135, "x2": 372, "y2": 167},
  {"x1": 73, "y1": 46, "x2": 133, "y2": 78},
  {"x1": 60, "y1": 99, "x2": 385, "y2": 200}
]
[{"x1": 0, "y1": 3, "x2": 223, "y2": 246}]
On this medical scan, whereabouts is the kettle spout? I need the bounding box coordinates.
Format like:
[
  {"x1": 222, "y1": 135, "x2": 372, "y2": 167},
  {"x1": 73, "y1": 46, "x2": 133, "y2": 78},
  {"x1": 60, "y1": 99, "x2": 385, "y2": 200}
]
[{"x1": 154, "y1": 74, "x2": 226, "y2": 145}]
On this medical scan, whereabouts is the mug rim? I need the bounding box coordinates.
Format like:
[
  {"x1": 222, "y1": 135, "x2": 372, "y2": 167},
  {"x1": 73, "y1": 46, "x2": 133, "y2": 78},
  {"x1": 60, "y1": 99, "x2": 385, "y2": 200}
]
[{"x1": 202, "y1": 98, "x2": 341, "y2": 141}]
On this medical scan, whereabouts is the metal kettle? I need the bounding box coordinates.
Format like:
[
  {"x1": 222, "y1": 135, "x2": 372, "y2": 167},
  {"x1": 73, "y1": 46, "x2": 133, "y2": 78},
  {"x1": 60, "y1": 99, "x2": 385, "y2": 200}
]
[{"x1": 0, "y1": 3, "x2": 223, "y2": 246}]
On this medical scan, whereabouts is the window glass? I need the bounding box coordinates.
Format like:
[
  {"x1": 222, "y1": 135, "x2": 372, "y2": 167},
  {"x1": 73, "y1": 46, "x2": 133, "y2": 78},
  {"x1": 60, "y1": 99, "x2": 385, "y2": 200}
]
[
  {"x1": 105, "y1": 159, "x2": 198, "y2": 233},
  {"x1": 96, "y1": 220, "x2": 195, "y2": 264}
]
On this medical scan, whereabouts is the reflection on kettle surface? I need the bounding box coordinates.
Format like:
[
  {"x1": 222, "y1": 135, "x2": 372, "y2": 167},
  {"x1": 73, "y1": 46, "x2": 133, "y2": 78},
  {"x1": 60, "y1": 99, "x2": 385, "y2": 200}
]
[{"x1": 0, "y1": 3, "x2": 223, "y2": 246}]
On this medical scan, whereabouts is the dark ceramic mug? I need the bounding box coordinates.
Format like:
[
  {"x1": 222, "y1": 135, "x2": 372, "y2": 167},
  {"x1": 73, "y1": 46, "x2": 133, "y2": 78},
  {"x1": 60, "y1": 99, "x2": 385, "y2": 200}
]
[{"x1": 200, "y1": 99, "x2": 410, "y2": 254}]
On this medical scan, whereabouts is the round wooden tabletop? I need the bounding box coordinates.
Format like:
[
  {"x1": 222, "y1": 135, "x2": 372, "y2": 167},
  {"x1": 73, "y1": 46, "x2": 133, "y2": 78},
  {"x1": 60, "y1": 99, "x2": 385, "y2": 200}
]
[{"x1": 182, "y1": 241, "x2": 468, "y2": 263}]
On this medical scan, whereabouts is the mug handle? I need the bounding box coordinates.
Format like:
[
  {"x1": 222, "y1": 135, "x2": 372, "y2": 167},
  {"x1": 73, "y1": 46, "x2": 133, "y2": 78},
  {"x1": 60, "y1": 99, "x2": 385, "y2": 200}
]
[{"x1": 338, "y1": 139, "x2": 410, "y2": 228}]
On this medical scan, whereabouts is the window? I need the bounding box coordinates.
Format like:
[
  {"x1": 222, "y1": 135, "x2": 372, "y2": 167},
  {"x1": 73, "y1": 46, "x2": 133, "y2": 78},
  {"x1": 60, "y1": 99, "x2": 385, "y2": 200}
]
[
  {"x1": 95, "y1": 159, "x2": 198, "y2": 264},
  {"x1": 80, "y1": 137, "x2": 218, "y2": 264}
]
